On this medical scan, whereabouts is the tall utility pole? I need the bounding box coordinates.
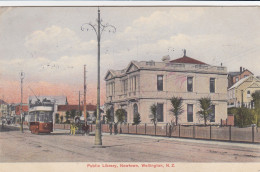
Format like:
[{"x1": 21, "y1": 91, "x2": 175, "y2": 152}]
[
  {"x1": 81, "y1": 7, "x2": 116, "y2": 146},
  {"x1": 20, "y1": 71, "x2": 25, "y2": 133},
  {"x1": 84, "y1": 65, "x2": 87, "y2": 127},
  {"x1": 78, "y1": 91, "x2": 81, "y2": 116}
]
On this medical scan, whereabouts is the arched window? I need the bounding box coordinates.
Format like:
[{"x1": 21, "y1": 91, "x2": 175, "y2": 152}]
[
  {"x1": 124, "y1": 111, "x2": 128, "y2": 123},
  {"x1": 133, "y1": 104, "x2": 138, "y2": 116}
]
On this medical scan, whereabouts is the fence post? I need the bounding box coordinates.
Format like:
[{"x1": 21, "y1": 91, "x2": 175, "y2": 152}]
[
  {"x1": 91, "y1": 124, "x2": 92, "y2": 132},
  {"x1": 193, "y1": 125, "x2": 195, "y2": 138},
  {"x1": 145, "y1": 123, "x2": 146, "y2": 135},
  {"x1": 136, "y1": 124, "x2": 137, "y2": 134},
  {"x1": 210, "y1": 125, "x2": 212, "y2": 140},
  {"x1": 252, "y1": 125, "x2": 255, "y2": 143},
  {"x1": 229, "y1": 125, "x2": 231, "y2": 141},
  {"x1": 220, "y1": 119, "x2": 222, "y2": 127},
  {"x1": 166, "y1": 123, "x2": 168, "y2": 137},
  {"x1": 128, "y1": 123, "x2": 129, "y2": 134},
  {"x1": 179, "y1": 124, "x2": 181, "y2": 138},
  {"x1": 155, "y1": 124, "x2": 157, "y2": 136}
]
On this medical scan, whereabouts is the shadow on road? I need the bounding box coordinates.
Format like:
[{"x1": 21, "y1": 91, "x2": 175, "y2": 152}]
[{"x1": 0, "y1": 125, "x2": 28, "y2": 132}]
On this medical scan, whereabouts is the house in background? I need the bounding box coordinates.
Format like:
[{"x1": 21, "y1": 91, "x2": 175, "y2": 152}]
[
  {"x1": 228, "y1": 75, "x2": 260, "y2": 108},
  {"x1": 14, "y1": 104, "x2": 28, "y2": 123},
  {"x1": 0, "y1": 99, "x2": 8, "y2": 118},
  {"x1": 57, "y1": 104, "x2": 97, "y2": 123},
  {"x1": 105, "y1": 52, "x2": 228, "y2": 125},
  {"x1": 0, "y1": 99, "x2": 8, "y2": 119},
  {"x1": 228, "y1": 66, "x2": 253, "y2": 88}
]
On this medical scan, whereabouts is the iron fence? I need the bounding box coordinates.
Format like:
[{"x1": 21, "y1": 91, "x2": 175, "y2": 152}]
[{"x1": 54, "y1": 123, "x2": 259, "y2": 143}]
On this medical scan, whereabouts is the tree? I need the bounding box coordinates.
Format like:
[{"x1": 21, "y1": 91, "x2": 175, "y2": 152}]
[
  {"x1": 252, "y1": 91, "x2": 260, "y2": 127},
  {"x1": 55, "y1": 113, "x2": 60, "y2": 124},
  {"x1": 133, "y1": 113, "x2": 141, "y2": 125},
  {"x1": 115, "y1": 109, "x2": 126, "y2": 124},
  {"x1": 170, "y1": 97, "x2": 184, "y2": 125},
  {"x1": 105, "y1": 109, "x2": 112, "y2": 123},
  {"x1": 234, "y1": 107, "x2": 254, "y2": 128},
  {"x1": 70, "y1": 109, "x2": 77, "y2": 121},
  {"x1": 197, "y1": 97, "x2": 212, "y2": 126},
  {"x1": 65, "y1": 111, "x2": 70, "y2": 124},
  {"x1": 150, "y1": 104, "x2": 157, "y2": 126},
  {"x1": 115, "y1": 109, "x2": 126, "y2": 134}
]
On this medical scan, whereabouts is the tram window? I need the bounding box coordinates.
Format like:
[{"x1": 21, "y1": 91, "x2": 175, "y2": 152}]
[{"x1": 39, "y1": 112, "x2": 45, "y2": 122}]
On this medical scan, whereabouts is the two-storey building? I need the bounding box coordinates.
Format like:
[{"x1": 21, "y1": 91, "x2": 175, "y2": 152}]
[
  {"x1": 228, "y1": 75, "x2": 260, "y2": 108},
  {"x1": 105, "y1": 54, "x2": 228, "y2": 124}
]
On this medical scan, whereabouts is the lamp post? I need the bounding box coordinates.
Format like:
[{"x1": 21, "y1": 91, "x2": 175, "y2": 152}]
[
  {"x1": 20, "y1": 71, "x2": 25, "y2": 133},
  {"x1": 81, "y1": 8, "x2": 116, "y2": 146}
]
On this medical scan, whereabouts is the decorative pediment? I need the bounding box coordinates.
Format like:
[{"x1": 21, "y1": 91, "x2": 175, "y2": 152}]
[
  {"x1": 248, "y1": 82, "x2": 260, "y2": 89},
  {"x1": 104, "y1": 70, "x2": 114, "y2": 80},
  {"x1": 126, "y1": 62, "x2": 139, "y2": 73}
]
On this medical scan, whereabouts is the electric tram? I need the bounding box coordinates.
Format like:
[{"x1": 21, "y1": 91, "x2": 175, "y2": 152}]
[{"x1": 28, "y1": 98, "x2": 54, "y2": 134}]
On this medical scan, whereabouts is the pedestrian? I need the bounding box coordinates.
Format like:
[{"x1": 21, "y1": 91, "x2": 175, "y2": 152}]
[
  {"x1": 109, "y1": 122, "x2": 112, "y2": 135},
  {"x1": 114, "y1": 122, "x2": 118, "y2": 135}
]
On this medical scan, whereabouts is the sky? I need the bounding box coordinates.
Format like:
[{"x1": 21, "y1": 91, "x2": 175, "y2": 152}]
[{"x1": 0, "y1": 6, "x2": 260, "y2": 105}]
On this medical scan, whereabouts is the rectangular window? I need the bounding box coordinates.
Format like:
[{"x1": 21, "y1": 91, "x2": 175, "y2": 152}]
[
  {"x1": 247, "y1": 90, "x2": 251, "y2": 98},
  {"x1": 157, "y1": 103, "x2": 164, "y2": 122},
  {"x1": 123, "y1": 79, "x2": 128, "y2": 94},
  {"x1": 187, "y1": 104, "x2": 193, "y2": 122},
  {"x1": 187, "y1": 77, "x2": 193, "y2": 92},
  {"x1": 157, "y1": 75, "x2": 163, "y2": 91},
  {"x1": 210, "y1": 78, "x2": 215, "y2": 93},
  {"x1": 134, "y1": 76, "x2": 137, "y2": 91},
  {"x1": 210, "y1": 105, "x2": 215, "y2": 122}
]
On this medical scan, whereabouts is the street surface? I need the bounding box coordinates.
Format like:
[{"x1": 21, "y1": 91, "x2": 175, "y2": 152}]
[{"x1": 0, "y1": 125, "x2": 260, "y2": 162}]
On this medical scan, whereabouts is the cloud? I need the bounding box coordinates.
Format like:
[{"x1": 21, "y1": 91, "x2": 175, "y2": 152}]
[{"x1": 25, "y1": 25, "x2": 97, "y2": 58}]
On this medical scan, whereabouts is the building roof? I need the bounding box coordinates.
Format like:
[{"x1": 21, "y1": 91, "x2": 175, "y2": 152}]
[
  {"x1": 0, "y1": 99, "x2": 8, "y2": 105},
  {"x1": 228, "y1": 75, "x2": 260, "y2": 90},
  {"x1": 228, "y1": 72, "x2": 241, "y2": 76},
  {"x1": 169, "y1": 56, "x2": 207, "y2": 65},
  {"x1": 58, "y1": 104, "x2": 96, "y2": 111},
  {"x1": 105, "y1": 56, "x2": 227, "y2": 81}
]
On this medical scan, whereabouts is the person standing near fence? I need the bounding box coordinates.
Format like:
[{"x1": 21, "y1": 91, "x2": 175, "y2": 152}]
[
  {"x1": 114, "y1": 122, "x2": 118, "y2": 135},
  {"x1": 109, "y1": 122, "x2": 112, "y2": 135}
]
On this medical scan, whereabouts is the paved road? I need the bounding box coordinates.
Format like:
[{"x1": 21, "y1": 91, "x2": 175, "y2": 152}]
[{"x1": 0, "y1": 125, "x2": 260, "y2": 162}]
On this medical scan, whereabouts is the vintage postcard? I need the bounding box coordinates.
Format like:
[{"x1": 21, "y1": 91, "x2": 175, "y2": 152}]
[{"x1": 0, "y1": 2, "x2": 260, "y2": 172}]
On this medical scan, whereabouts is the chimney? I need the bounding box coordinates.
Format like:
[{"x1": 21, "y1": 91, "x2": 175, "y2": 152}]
[{"x1": 240, "y1": 66, "x2": 242, "y2": 73}]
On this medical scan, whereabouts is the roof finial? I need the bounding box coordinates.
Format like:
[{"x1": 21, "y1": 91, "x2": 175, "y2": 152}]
[{"x1": 183, "y1": 49, "x2": 186, "y2": 57}]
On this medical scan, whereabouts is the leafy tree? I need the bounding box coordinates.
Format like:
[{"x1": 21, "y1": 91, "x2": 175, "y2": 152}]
[
  {"x1": 133, "y1": 113, "x2": 141, "y2": 125},
  {"x1": 170, "y1": 97, "x2": 184, "y2": 125},
  {"x1": 55, "y1": 113, "x2": 60, "y2": 124},
  {"x1": 150, "y1": 104, "x2": 157, "y2": 126},
  {"x1": 70, "y1": 109, "x2": 77, "y2": 120},
  {"x1": 234, "y1": 107, "x2": 254, "y2": 127},
  {"x1": 197, "y1": 97, "x2": 212, "y2": 126},
  {"x1": 115, "y1": 109, "x2": 126, "y2": 124},
  {"x1": 105, "y1": 109, "x2": 112, "y2": 123},
  {"x1": 252, "y1": 91, "x2": 260, "y2": 127},
  {"x1": 60, "y1": 116, "x2": 64, "y2": 123}
]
